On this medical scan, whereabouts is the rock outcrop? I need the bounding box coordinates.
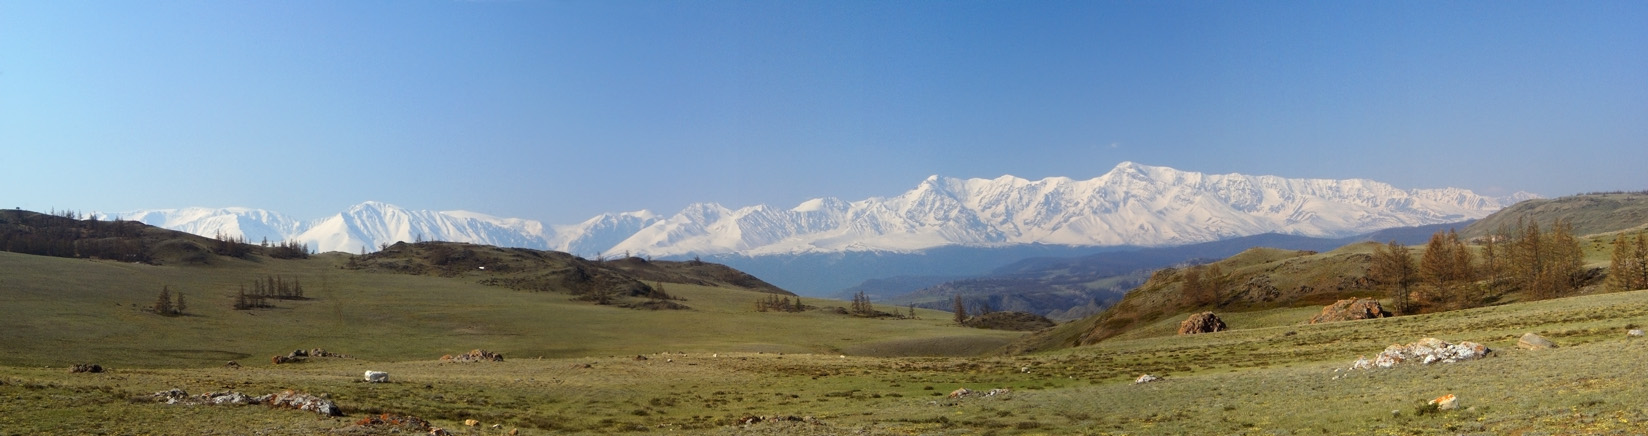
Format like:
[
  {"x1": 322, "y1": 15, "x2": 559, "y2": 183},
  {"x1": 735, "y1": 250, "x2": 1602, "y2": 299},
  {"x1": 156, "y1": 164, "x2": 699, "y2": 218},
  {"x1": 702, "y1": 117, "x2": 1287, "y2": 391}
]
[
  {"x1": 1308, "y1": 298, "x2": 1390, "y2": 324},
  {"x1": 262, "y1": 390, "x2": 342, "y2": 417},
  {"x1": 1350, "y1": 338, "x2": 1491, "y2": 369},
  {"x1": 1177, "y1": 312, "x2": 1227, "y2": 335},
  {"x1": 69, "y1": 363, "x2": 104, "y2": 373},
  {"x1": 1517, "y1": 332, "x2": 1556, "y2": 350},
  {"x1": 442, "y1": 349, "x2": 504, "y2": 363}
]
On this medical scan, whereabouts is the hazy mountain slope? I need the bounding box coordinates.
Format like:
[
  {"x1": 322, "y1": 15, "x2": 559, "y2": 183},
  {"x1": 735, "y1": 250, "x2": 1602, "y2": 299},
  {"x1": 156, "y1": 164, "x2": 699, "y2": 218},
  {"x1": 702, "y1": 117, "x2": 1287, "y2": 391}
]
[
  {"x1": 1463, "y1": 192, "x2": 1648, "y2": 239},
  {"x1": 112, "y1": 207, "x2": 304, "y2": 244},
  {"x1": 862, "y1": 222, "x2": 1469, "y2": 319}
]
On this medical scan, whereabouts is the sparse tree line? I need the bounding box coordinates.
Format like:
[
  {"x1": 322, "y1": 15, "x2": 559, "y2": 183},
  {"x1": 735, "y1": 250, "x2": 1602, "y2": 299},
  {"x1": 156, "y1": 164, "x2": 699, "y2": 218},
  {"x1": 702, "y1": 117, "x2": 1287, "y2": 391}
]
[
  {"x1": 234, "y1": 275, "x2": 307, "y2": 310},
  {"x1": 214, "y1": 233, "x2": 310, "y2": 259},
  {"x1": 152, "y1": 285, "x2": 187, "y2": 316},
  {"x1": 1606, "y1": 231, "x2": 1648, "y2": 292},
  {"x1": 1180, "y1": 264, "x2": 1230, "y2": 308},
  {"x1": 754, "y1": 294, "x2": 809, "y2": 312},
  {"x1": 757, "y1": 291, "x2": 919, "y2": 319},
  {"x1": 952, "y1": 295, "x2": 997, "y2": 324},
  {"x1": 0, "y1": 210, "x2": 151, "y2": 262},
  {"x1": 1371, "y1": 218, "x2": 1586, "y2": 314}
]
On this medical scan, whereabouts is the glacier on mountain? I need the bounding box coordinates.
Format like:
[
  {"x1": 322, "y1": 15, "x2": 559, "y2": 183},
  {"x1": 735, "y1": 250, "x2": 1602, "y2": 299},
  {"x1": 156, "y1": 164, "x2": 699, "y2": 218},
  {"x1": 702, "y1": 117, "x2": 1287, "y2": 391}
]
[{"x1": 99, "y1": 162, "x2": 1535, "y2": 257}]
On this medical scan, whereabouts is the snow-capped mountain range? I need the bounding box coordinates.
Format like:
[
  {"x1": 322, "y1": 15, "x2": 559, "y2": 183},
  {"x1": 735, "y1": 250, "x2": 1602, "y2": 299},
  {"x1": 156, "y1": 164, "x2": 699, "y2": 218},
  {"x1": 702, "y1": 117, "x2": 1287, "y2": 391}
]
[{"x1": 100, "y1": 162, "x2": 1538, "y2": 257}]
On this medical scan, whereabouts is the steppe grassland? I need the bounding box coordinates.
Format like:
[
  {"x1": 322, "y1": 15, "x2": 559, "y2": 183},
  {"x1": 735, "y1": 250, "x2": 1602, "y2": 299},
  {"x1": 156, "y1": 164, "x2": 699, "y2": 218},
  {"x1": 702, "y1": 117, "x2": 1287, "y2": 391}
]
[
  {"x1": 5, "y1": 269, "x2": 1648, "y2": 434},
  {"x1": 0, "y1": 251, "x2": 1017, "y2": 368}
]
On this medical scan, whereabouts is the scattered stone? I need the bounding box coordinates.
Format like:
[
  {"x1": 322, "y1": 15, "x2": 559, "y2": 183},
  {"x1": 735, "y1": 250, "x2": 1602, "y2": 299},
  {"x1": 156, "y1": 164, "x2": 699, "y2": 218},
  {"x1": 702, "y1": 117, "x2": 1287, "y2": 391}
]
[
  {"x1": 947, "y1": 388, "x2": 972, "y2": 398},
  {"x1": 1629, "y1": 329, "x2": 1644, "y2": 338},
  {"x1": 1177, "y1": 312, "x2": 1227, "y2": 335},
  {"x1": 364, "y1": 370, "x2": 389, "y2": 383},
  {"x1": 464, "y1": 419, "x2": 480, "y2": 427},
  {"x1": 1135, "y1": 374, "x2": 1160, "y2": 384},
  {"x1": 983, "y1": 388, "x2": 1011, "y2": 397},
  {"x1": 271, "y1": 355, "x2": 299, "y2": 365},
  {"x1": 442, "y1": 349, "x2": 504, "y2": 363},
  {"x1": 1308, "y1": 298, "x2": 1390, "y2": 324},
  {"x1": 225, "y1": 361, "x2": 241, "y2": 369},
  {"x1": 634, "y1": 355, "x2": 648, "y2": 361},
  {"x1": 152, "y1": 389, "x2": 261, "y2": 406},
  {"x1": 202, "y1": 391, "x2": 258, "y2": 405},
  {"x1": 1517, "y1": 332, "x2": 1557, "y2": 350},
  {"x1": 353, "y1": 413, "x2": 436, "y2": 433},
  {"x1": 1350, "y1": 338, "x2": 1491, "y2": 369},
  {"x1": 69, "y1": 363, "x2": 103, "y2": 373},
  {"x1": 152, "y1": 388, "x2": 191, "y2": 404},
  {"x1": 308, "y1": 348, "x2": 349, "y2": 358},
  {"x1": 1430, "y1": 393, "x2": 1459, "y2": 410},
  {"x1": 262, "y1": 390, "x2": 342, "y2": 417}
]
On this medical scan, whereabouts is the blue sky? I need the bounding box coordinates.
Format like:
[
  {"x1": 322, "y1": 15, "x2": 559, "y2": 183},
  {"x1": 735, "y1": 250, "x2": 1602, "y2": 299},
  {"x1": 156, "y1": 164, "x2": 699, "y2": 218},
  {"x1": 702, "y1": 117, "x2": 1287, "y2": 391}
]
[{"x1": 3, "y1": 1, "x2": 1644, "y2": 223}]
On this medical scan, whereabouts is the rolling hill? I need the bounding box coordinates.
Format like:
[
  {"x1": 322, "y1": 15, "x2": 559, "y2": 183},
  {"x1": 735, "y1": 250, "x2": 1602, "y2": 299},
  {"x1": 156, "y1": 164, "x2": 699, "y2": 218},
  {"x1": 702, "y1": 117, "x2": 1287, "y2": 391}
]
[
  {"x1": 1012, "y1": 192, "x2": 1647, "y2": 355},
  {"x1": 878, "y1": 222, "x2": 1472, "y2": 321},
  {"x1": 0, "y1": 210, "x2": 1019, "y2": 369}
]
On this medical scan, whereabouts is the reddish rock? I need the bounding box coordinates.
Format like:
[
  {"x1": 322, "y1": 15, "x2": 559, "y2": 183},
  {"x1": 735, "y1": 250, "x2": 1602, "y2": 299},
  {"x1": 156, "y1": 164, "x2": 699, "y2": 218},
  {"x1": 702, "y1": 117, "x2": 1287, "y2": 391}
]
[
  {"x1": 1177, "y1": 312, "x2": 1227, "y2": 335},
  {"x1": 1308, "y1": 298, "x2": 1391, "y2": 324}
]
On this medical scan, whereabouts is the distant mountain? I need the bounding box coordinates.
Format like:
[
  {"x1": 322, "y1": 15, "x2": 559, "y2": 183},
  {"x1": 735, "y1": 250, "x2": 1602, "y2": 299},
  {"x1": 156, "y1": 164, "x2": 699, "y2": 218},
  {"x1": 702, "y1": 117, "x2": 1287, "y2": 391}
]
[
  {"x1": 609, "y1": 162, "x2": 1530, "y2": 257},
  {"x1": 97, "y1": 163, "x2": 1533, "y2": 293}
]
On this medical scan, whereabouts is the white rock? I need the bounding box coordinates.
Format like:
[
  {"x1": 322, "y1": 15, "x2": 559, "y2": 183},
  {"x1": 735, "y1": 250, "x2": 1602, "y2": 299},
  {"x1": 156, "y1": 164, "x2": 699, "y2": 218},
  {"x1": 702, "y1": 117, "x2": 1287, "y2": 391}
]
[
  {"x1": 1134, "y1": 374, "x2": 1160, "y2": 384},
  {"x1": 365, "y1": 370, "x2": 389, "y2": 383}
]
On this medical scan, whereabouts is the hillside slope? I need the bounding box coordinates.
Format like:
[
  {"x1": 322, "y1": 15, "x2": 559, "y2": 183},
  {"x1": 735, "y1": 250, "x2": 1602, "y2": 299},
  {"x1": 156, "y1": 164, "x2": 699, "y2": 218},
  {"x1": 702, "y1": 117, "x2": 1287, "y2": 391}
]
[
  {"x1": 0, "y1": 250, "x2": 1015, "y2": 368},
  {"x1": 1463, "y1": 191, "x2": 1648, "y2": 238},
  {"x1": 886, "y1": 223, "x2": 1466, "y2": 321}
]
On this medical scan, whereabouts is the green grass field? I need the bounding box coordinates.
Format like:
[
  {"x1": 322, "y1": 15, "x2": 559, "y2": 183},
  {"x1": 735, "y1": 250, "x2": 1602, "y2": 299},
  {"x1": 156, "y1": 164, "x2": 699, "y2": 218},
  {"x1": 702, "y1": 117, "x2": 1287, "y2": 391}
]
[
  {"x1": 5, "y1": 248, "x2": 1648, "y2": 434},
  {"x1": 0, "y1": 251, "x2": 1017, "y2": 368}
]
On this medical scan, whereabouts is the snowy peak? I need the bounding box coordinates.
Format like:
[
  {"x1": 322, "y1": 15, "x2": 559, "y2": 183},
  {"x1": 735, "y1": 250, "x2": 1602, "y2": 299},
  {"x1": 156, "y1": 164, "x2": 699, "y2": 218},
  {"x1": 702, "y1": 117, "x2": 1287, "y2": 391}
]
[
  {"x1": 606, "y1": 162, "x2": 1533, "y2": 256},
  {"x1": 99, "y1": 207, "x2": 304, "y2": 244},
  {"x1": 106, "y1": 163, "x2": 1537, "y2": 259}
]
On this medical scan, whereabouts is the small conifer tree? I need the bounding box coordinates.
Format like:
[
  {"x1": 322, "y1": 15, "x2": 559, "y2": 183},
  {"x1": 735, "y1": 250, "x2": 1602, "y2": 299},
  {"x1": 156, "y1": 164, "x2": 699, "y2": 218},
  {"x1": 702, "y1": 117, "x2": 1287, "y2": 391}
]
[{"x1": 154, "y1": 285, "x2": 174, "y2": 316}]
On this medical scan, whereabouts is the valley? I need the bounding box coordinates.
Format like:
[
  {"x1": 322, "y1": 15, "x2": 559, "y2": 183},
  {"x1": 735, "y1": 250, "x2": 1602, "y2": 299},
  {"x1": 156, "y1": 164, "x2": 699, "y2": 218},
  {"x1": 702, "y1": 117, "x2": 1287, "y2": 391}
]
[{"x1": 4, "y1": 193, "x2": 1648, "y2": 434}]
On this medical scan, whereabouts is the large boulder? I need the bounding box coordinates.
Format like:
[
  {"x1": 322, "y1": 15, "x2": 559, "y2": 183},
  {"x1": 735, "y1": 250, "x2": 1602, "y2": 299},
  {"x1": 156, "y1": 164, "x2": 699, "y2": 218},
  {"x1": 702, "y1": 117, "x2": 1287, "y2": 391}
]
[
  {"x1": 1517, "y1": 332, "x2": 1557, "y2": 350},
  {"x1": 1177, "y1": 312, "x2": 1227, "y2": 335},
  {"x1": 1308, "y1": 298, "x2": 1390, "y2": 324}
]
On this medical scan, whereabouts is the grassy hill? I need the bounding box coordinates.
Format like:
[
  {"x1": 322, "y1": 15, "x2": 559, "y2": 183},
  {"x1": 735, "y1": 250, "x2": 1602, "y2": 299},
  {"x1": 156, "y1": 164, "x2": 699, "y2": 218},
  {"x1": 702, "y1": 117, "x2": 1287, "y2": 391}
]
[
  {"x1": 1012, "y1": 193, "x2": 1647, "y2": 355},
  {"x1": 1463, "y1": 191, "x2": 1648, "y2": 238},
  {"x1": 0, "y1": 249, "x2": 1022, "y2": 369}
]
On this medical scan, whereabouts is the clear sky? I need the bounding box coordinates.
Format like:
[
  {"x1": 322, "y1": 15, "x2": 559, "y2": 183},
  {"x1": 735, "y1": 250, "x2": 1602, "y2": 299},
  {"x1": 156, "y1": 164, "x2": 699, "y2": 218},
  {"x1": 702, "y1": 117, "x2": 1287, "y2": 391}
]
[{"x1": 3, "y1": 1, "x2": 1644, "y2": 224}]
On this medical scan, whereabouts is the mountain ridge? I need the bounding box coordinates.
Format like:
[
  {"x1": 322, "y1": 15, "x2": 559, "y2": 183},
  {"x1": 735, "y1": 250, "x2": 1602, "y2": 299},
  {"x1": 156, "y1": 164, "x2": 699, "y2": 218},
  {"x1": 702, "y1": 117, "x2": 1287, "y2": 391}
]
[{"x1": 96, "y1": 162, "x2": 1536, "y2": 258}]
